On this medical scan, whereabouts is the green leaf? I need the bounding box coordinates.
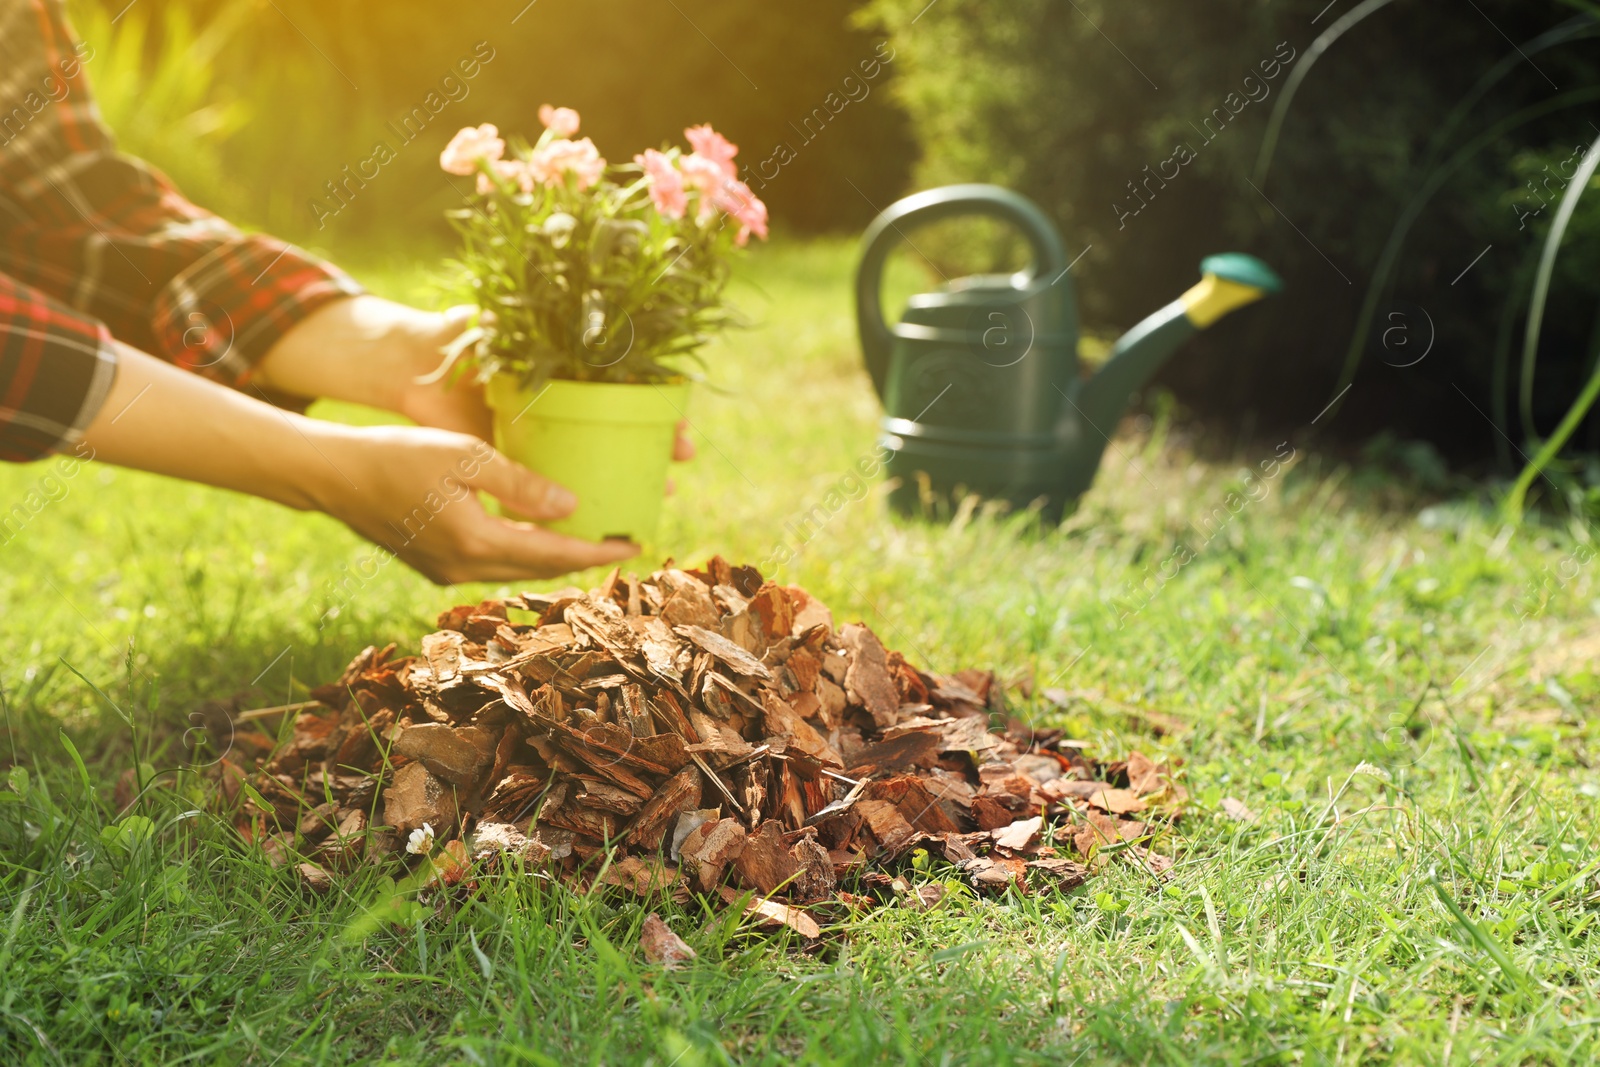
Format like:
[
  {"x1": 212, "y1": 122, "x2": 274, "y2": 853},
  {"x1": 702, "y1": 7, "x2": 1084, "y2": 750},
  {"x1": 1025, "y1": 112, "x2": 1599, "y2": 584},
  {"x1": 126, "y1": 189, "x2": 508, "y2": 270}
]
[
  {"x1": 152, "y1": 865, "x2": 189, "y2": 905},
  {"x1": 469, "y1": 930, "x2": 494, "y2": 980},
  {"x1": 58, "y1": 730, "x2": 91, "y2": 800},
  {"x1": 100, "y1": 815, "x2": 155, "y2": 853},
  {"x1": 235, "y1": 777, "x2": 274, "y2": 818},
  {"x1": 59, "y1": 656, "x2": 133, "y2": 728}
]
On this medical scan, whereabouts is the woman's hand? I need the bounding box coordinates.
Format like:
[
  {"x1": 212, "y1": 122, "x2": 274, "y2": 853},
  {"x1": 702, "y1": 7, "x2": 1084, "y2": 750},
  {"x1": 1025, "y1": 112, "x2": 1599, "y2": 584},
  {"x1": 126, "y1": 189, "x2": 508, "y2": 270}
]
[
  {"x1": 252, "y1": 296, "x2": 485, "y2": 432},
  {"x1": 247, "y1": 294, "x2": 699, "y2": 579},
  {"x1": 254, "y1": 295, "x2": 696, "y2": 460},
  {"x1": 313, "y1": 423, "x2": 641, "y2": 584}
]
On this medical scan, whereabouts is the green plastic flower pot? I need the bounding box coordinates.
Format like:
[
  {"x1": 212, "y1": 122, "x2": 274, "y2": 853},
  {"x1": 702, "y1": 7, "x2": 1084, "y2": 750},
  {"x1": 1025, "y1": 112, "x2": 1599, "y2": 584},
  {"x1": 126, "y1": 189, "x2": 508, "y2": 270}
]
[{"x1": 485, "y1": 376, "x2": 688, "y2": 543}]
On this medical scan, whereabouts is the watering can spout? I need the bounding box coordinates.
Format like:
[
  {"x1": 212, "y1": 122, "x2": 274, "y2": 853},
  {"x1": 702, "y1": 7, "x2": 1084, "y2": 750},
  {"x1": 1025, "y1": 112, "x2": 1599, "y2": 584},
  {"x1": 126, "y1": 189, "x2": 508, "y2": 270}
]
[{"x1": 1076, "y1": 253, "x2": 1283, "y2": 438}]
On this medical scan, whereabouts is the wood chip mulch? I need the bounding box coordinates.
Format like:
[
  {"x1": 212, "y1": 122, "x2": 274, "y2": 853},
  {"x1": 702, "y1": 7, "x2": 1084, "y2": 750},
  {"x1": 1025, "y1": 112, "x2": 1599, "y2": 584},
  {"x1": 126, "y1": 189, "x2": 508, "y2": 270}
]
[{"x1": 219, "y1": 558, "x2": 1184, "y2": 937}]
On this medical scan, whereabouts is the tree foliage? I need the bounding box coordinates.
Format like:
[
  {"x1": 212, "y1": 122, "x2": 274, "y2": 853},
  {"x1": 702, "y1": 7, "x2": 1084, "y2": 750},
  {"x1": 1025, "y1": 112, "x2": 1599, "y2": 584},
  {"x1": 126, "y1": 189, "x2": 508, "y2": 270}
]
[{"x1": 74, "y1": 0, "x2": 913, "y2": 245}]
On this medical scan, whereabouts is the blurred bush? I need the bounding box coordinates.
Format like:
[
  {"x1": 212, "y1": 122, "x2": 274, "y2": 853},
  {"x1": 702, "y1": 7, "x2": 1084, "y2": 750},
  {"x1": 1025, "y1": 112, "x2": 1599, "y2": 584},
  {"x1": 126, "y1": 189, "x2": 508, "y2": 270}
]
[
  {"x1": 74, "y1": 2, "x2": 254, "y2": 223},
  {"x1": 865, "y1": 0, "x2": 1600, "y2": 464},
  {"x1": 71, "y1": 0, "x2": 913, "y2": 249}
]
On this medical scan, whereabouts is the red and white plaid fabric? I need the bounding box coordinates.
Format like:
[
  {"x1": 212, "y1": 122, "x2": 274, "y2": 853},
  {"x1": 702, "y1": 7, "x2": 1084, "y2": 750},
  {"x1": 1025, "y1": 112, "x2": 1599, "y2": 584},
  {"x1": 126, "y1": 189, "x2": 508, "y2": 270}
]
[{"x1": 0, "y1": 0, "x2": 363, "y2": 461}]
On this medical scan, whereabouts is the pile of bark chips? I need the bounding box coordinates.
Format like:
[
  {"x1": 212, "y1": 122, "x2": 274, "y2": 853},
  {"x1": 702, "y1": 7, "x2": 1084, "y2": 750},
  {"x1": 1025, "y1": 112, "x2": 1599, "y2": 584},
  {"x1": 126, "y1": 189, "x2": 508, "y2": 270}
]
[{"x1": 225, "y1": 559, "x2": 1182, "y2": 935}]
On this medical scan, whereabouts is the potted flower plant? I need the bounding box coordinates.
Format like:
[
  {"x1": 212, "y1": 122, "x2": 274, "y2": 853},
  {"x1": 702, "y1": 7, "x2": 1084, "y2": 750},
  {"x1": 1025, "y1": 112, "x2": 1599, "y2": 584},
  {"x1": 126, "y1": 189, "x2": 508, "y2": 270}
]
[{"x1": 438, "y1": 107, "x2": 768, "y2": 542}]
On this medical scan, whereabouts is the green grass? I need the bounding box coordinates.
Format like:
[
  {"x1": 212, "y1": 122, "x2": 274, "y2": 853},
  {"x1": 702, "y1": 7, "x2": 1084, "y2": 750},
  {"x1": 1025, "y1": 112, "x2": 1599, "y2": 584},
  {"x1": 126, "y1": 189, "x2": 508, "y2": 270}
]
[{"x1": 3, "y1": 238, "x2": 1600, "y2": 1065}]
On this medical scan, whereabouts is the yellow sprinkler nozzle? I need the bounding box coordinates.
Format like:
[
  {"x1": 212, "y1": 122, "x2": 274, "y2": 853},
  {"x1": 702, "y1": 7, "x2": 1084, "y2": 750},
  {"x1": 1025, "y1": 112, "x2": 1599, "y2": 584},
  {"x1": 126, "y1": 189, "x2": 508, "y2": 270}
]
[{"x1": 1180, "y1": 253, "x2": 1284, "y2": 329}]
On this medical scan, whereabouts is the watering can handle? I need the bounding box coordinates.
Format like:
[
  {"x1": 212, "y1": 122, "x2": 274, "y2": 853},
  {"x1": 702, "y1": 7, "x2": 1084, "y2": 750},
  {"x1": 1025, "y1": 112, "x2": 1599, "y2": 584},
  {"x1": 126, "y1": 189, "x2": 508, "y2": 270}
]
[{"x1": 855, "y1": 184, "x2": 1071, "y2": 400}]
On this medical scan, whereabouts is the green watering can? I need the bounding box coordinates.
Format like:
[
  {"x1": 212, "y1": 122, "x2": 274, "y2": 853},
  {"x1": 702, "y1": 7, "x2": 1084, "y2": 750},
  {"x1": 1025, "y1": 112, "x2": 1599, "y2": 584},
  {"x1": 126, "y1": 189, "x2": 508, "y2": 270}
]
[{"x1": 856, "y1": 184, "x2": 1283, "y2": 520}]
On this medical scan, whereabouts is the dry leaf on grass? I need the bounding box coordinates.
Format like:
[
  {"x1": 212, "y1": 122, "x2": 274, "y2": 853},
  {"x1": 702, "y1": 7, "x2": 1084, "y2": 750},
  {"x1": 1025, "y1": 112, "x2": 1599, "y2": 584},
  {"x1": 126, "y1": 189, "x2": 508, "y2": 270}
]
[
  {"x1": 297, "y1": 861, "x2": 333, "y2": 893},
  {"x1": 719, "y1": 886, "x2": 821, "y2": 938},
  {"x1": 1221, "y1": 797, "x2": 1259, "y2": 823},
  {"x1": 1087, "y1": 788, "x2": 1147, "y2": 815},
  {"x1": 993, "y1": 816, "x2": 1043, "y2": 851},
  {"x1": 640, "y1": 913, "x2": 697, "y2": 969}
]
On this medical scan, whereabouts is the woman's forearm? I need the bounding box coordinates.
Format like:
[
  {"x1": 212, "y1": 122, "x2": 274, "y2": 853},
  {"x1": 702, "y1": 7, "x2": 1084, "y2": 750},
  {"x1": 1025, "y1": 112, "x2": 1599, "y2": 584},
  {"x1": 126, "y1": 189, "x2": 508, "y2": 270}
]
[
  {"x1": 80, "y1": 341, "x2": 350, "y2": 513},
  {"x1": 75, "y1": 340, "x2": 638, "y2": 584},
  {"x1": 250, "y1": 294, "x2": 465, "y2": 413}
]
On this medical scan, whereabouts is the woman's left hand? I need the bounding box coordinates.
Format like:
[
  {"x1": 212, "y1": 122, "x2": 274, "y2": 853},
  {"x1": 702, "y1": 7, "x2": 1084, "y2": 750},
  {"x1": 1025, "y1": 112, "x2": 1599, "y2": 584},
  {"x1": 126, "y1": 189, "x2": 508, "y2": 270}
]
[{"x1": 256, "y1": 294, "x2": 696, "y2": 461}]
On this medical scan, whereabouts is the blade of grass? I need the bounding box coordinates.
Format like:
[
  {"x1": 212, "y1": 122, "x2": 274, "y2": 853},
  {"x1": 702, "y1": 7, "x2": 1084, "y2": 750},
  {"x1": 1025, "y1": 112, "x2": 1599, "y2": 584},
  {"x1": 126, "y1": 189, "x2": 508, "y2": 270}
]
[
  {"x1": 56, "y1": 729, "x2": 91, "y2": 801},
  {"x1": 1503, "y1": 130, "x2": 1600, "y2": 520},
  {"x1": 1328, "y1": 88, "x2": 1600, "y2": 411},
  {"x1": 1430, "y1": 874, "x2": 1527, "y2": 990},
  {"x1": 1252, "y1": 0, "x2": 1400, "y2": 187}
]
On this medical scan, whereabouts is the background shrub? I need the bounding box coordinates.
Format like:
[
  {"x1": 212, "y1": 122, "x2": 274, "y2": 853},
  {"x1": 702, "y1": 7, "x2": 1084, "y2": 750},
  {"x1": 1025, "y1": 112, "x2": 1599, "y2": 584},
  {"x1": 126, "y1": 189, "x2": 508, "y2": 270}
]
[{"x1": 865, "y1": 0, "x2": 1600, "y2": 465}]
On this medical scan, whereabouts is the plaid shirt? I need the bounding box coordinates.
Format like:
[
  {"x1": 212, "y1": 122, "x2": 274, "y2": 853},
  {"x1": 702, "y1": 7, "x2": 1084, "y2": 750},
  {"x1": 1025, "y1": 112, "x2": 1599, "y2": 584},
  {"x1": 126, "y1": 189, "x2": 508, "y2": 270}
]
[{"x1": 0, "y1": 0, "x2": 362, "y2": 462}]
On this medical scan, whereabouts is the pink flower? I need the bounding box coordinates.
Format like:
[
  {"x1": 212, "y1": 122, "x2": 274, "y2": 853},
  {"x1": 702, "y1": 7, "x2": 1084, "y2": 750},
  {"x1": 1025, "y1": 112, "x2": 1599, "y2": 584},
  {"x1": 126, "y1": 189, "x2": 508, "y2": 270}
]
[
  {"x1": 478, "y1": 158, "x2": 534, "y2": 195},
  {"x1": 684, "y1": 124, "x2": 738, "y2": 179},
  {"x1": 538, "y1": 105, "x2": 581, "y2": 138},
  {"x1": 712, "y1": 177, "x2": 769, "y2": 245},
  {"x1": 679, "y1": 154, "x2": 737, "y2": 226},
  {"x1": 634, "y1": 149, "x2": 687, "y2": 219},
  {"x1": 677, "y1": 157, "x2": 770, "y2": 243},
  {"x1": 635, "y1": 148, "x2": 677, "y2": 186},
  {"x1": 529, "y1": 137, "x2": 607, "y2": 190},
  {"x1": 679, "y1": 152, "x2": 726, "y2": 192},
  {"x1": 440, "y1": 123, "x2": 504, "y2": 175}
]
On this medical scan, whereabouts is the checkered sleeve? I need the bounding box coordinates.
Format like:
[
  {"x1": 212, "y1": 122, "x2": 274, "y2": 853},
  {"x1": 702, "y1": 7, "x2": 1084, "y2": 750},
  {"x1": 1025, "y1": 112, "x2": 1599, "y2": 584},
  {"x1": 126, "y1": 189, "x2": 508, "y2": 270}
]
[
  {"x1": 0, "y1": 270, "x2": 116, "y2": 461},
  {"x1": 0, "y1": 0, "x2": 363, "y2": 394}
]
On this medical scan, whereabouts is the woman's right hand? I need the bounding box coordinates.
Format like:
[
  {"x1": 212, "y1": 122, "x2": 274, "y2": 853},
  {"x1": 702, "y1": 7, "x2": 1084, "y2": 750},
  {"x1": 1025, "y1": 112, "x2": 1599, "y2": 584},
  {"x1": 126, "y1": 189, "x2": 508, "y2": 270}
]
[{"x1": 313, "y1": 424, "x2": 640, "y2": 584}]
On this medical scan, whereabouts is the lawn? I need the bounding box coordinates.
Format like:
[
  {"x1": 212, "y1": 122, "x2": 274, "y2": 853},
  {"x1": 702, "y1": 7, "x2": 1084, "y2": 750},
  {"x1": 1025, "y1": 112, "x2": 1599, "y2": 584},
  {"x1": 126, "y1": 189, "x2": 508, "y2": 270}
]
[{"x1": 2, "y1": 238, "x2": 1599, "y2": 1065}]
